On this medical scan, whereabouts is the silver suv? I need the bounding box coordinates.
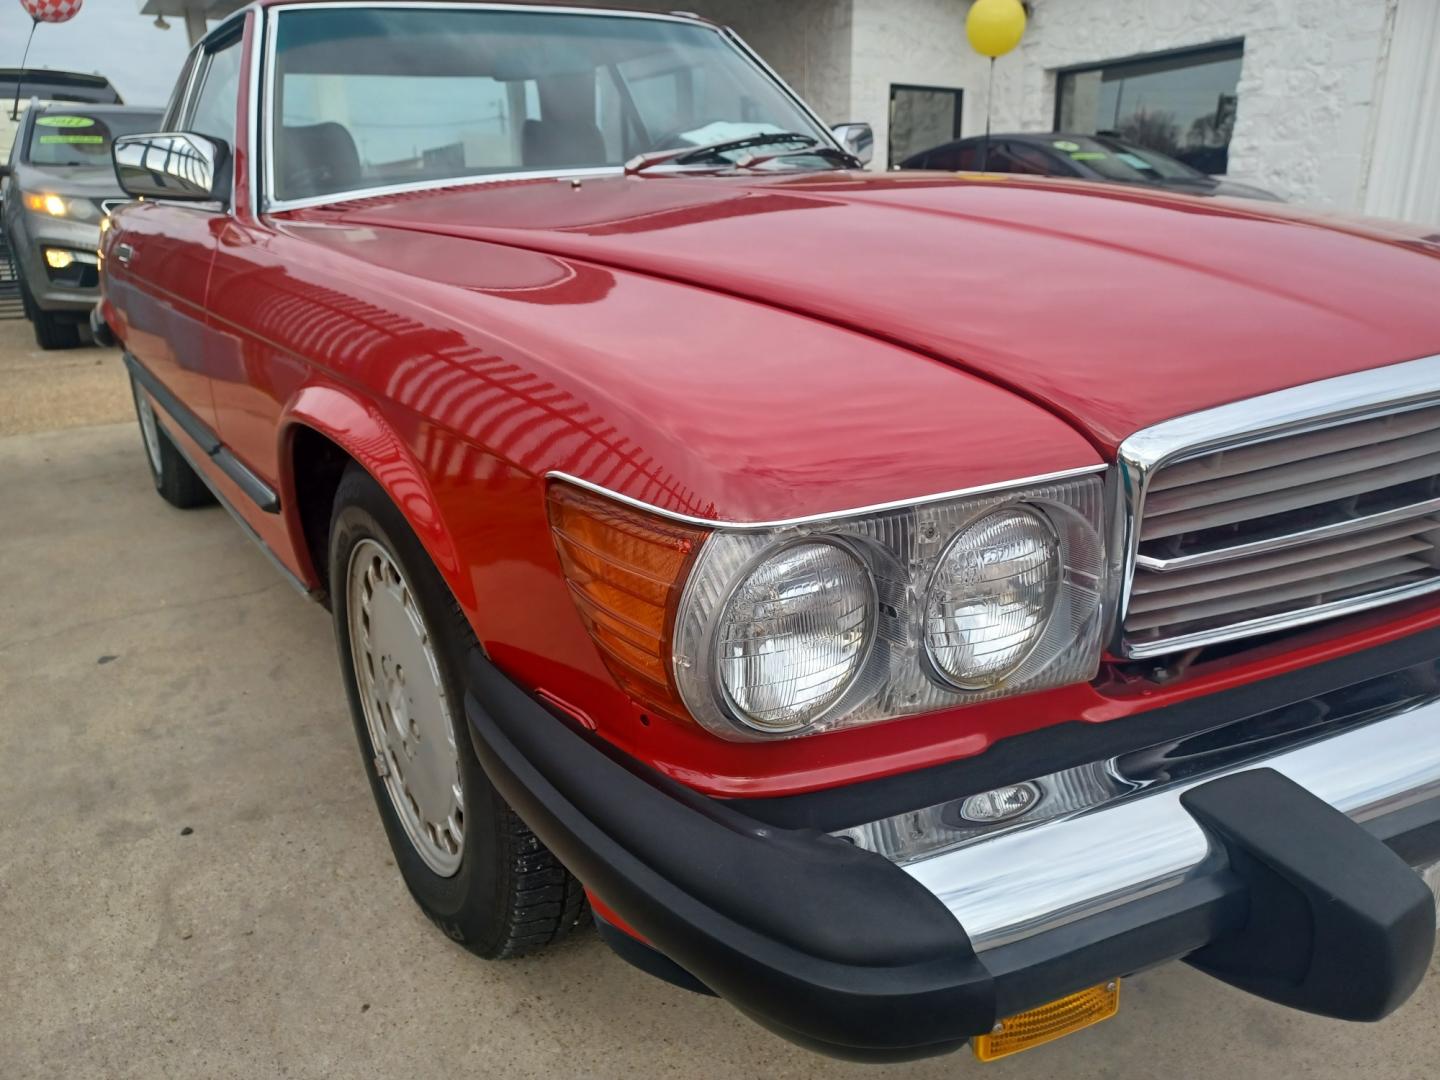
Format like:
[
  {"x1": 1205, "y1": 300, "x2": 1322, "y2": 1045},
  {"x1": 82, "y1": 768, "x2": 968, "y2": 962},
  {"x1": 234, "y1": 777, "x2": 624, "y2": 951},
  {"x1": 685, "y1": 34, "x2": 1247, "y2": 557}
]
[{"x1": 1, "y1": 101, "x2": 160, "y2": 349}]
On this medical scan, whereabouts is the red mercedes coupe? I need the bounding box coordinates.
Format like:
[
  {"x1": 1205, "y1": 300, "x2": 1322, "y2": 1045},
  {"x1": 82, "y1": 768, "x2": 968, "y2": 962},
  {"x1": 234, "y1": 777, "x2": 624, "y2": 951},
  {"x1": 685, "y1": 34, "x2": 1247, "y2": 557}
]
[{"x1": 96, "y1": 0, "x2": 1440, "y2": 1063}]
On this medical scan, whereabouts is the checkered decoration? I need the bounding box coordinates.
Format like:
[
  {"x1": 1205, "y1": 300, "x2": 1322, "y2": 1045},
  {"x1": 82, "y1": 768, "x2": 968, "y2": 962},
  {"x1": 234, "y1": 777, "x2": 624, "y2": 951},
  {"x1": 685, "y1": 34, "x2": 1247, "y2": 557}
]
[{"x1": 20, "y1": 0, "x2": 84, "y2": 23}]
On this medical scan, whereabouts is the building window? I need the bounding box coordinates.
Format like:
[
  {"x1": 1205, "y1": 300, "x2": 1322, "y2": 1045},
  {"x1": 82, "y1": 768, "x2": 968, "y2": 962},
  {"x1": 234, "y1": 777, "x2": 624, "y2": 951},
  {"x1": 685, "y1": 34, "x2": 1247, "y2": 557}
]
[
  {"x1": 889, "y1": 84, "x2": 963, "y2": 167},
  {"x1": 1055, "y1": 41, "x2": 1243, "y2": 174}
]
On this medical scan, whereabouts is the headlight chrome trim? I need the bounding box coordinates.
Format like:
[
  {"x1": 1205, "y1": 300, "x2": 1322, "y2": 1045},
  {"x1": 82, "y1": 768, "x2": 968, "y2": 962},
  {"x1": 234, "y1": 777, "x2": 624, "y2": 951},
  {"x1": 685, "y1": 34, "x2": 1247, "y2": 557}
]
[
  {"x1": 547, "y1": 466, "x2": 1109, "y2": 742},
  {"x1": 545, "y1": 465, "x2": 1108, "y2": 531},
  {"x1": 648, "y1": 472, "x2": 1106, "y2": 742}
]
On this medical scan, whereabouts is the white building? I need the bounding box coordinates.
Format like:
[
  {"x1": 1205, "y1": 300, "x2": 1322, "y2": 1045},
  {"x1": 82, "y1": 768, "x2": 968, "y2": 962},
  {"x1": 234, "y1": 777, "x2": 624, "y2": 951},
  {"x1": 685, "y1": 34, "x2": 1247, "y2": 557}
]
[{"x1": 145, "y1": 0, "x2": 1439, "y2": 224}]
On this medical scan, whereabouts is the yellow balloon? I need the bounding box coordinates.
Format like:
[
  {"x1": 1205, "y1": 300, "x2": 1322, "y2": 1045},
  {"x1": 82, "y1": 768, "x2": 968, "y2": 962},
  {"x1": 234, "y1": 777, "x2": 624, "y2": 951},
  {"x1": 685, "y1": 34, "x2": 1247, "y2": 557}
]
[{"x1": 966, "y1": 0, "x2": 1027, "y2": 58}]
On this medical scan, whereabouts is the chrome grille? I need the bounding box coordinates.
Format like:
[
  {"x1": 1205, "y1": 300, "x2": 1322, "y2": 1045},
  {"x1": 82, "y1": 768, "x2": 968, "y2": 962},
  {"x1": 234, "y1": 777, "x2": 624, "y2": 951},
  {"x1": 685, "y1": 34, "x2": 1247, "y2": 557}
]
[{"x1": 1118, "y1": 357, "x2": 1440, "y2": 658}]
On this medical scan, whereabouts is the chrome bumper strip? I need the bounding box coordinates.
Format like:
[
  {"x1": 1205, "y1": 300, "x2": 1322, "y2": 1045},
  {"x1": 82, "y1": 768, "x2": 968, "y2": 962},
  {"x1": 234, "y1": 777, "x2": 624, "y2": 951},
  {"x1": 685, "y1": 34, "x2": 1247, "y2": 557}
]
[{"x1": 904, "y1": 699, "x2": 1440, "y2": 951}]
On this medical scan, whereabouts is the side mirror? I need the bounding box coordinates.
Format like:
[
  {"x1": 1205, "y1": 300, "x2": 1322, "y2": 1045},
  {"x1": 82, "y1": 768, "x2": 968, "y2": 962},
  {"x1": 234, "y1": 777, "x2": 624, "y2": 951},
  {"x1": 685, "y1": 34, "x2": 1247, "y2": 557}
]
[
  {"x1": 831, "y1": 123, "x2": 874, "y2": 167},
  {"x1": 113, "y1": 132, "x2": 229, "y2": 203}
]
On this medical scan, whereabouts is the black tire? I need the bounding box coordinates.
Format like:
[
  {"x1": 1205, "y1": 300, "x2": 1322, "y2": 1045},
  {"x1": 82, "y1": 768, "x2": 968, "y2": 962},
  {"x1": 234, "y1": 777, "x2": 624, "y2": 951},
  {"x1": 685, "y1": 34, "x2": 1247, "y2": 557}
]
[
  {"x1": 20, "y1": 278, "x2": 82, "y2": 350},
  {"x1": 129, "y1": 375, "x2": 213, "y2": 509},
  {"x1": 329, "y1": 464, "x2": 587, "y2": 958}
]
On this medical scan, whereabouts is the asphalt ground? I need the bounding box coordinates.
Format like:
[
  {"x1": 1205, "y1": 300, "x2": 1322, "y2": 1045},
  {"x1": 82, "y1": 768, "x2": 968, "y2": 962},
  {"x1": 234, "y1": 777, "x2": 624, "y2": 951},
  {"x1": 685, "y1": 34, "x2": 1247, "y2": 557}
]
[{"x1": 1, "y1": 316, "x2": 1437, "y2": 1078}]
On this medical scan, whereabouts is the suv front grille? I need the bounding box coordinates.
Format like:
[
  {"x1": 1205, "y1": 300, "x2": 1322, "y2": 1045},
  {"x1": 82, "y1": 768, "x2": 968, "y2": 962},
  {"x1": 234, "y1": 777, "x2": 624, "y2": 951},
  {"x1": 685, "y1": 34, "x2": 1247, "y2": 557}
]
[{"x1": 1118, "y1": 358, "x2": 1440, "y2": 658}]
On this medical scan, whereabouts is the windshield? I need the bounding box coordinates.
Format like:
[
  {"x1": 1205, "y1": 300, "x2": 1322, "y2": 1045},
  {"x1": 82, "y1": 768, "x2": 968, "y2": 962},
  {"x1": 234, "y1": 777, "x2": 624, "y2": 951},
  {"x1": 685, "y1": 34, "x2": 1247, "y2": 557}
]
[
  {"x1": 1043, "y1": 135, "x2": 1202, "y2": 183},
  {"x1": 26, "y1": 110, "x2": 159, "y2": 168},
  {"x1": 271, "y1": 8, "x2": 831, "y2": 202},
  {"x1": 1103, "y1": 139, "x2": 1205, "y2": 180}
]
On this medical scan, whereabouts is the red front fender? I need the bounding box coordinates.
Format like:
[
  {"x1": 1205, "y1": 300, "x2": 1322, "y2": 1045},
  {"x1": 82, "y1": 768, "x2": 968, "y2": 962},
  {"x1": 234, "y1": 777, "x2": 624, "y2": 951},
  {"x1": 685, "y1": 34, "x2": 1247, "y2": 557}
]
[{"x1": 278, "y1": 382, "x2": 474, "y2": 610}]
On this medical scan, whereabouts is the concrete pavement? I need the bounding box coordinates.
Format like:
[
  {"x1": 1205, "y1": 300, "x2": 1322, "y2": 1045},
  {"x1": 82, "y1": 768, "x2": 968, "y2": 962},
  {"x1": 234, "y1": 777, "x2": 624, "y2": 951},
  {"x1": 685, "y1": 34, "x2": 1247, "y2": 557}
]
[
  {"x1": 1, "y1": 323, "x2": 1437, "y2": 1079},
  {"x1": 0, "y1": 319, "x2": 130, "y2": 437}
]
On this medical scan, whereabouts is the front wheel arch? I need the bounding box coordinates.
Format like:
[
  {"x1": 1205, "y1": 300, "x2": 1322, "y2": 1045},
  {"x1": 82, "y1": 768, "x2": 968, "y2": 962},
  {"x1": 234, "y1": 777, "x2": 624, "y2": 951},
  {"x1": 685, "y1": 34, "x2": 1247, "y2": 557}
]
[{"x1": 278, "y1": 385, "x2": 473, "y2": 612}]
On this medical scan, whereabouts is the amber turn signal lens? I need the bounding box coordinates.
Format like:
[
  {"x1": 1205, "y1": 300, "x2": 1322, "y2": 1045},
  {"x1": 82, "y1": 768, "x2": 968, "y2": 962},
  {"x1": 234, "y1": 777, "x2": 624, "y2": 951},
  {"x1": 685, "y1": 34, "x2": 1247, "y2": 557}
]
[
  {"x1": 547, "y1": 483, "x2": 708, "y2": 716},
  {"x1": 971, "y1": 980, "x2": 1120, "y2": 1062}
]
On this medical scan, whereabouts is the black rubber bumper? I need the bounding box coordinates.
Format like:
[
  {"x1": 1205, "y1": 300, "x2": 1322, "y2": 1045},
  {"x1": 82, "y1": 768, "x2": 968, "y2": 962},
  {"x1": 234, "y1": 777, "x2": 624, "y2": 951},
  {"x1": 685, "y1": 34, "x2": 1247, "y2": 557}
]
[{"x1": 463, "y1": 653, "x2": 1439, "y2": 1062}]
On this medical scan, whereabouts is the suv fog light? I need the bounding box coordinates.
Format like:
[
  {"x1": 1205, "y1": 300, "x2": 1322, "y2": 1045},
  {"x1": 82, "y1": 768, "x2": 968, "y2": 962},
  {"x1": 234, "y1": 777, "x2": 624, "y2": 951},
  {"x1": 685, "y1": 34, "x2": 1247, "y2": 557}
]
[{"x1": 45, "y1": 248, "x2": 76, "y2": 270}]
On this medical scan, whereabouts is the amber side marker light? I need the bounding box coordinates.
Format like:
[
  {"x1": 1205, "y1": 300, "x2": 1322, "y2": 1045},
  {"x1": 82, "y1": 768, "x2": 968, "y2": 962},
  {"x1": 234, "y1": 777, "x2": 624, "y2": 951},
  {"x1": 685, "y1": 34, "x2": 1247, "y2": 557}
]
[
  {"x1": 971, "y1": 980, "x2": 1120, "y2": 1062},
  {"x1": 547, "y1": 482, "x2": 709, "y2": 717}
]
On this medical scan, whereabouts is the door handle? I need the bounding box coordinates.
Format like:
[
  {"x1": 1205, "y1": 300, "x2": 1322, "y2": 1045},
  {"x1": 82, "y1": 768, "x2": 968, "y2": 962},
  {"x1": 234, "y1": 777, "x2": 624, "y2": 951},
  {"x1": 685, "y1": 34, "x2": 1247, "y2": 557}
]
[{"x1": 115, "y1": 242, "x2": 135, "y2": 265}]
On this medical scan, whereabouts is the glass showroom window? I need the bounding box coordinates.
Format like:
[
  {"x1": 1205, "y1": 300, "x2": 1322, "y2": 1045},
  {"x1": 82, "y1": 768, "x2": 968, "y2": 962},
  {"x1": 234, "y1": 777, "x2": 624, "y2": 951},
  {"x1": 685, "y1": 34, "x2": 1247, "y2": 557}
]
[
  {"x1": 890, "y1": 85, "x2": 963, "y2": 168},
  {"x1": 1055, "y1": 41, "x2": 1243, "y2": 174}
]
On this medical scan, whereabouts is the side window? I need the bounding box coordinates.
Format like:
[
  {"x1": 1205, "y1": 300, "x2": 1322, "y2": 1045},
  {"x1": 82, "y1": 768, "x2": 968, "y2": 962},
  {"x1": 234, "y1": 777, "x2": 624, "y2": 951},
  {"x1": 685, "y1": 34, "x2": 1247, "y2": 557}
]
[
  {"x1": 937, "y1": 145, "x2": 978, "y2": 171},
  {"x1": 996, "y1": 144, "x2": 1054, "y2": 175},
  {"x1": 1009, "y1": 143, "x2": 1070, "y2": 176},
  {"x1": 161, "y1": 47, "x2": 199, "y2": 131},
  {"x1": 187, "y1": 38, "x2": 244, "y2": 149},
  {"x1": 7, "y1": 112, "x2": 27, "y2": 167},
  {"x1": 923, "y1": 147, "x2": 956, "y2": 170}
]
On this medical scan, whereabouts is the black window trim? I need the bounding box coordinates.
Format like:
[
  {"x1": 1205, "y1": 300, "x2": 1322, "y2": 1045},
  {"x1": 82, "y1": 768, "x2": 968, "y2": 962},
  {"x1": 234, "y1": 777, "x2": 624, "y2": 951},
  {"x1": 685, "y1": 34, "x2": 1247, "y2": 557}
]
[
  {"x1": 162, "y1": 45, "x2": 202, "y2": 132},
  {"x1": 1051, "y1": 37, "x2": 1245, "y2": 132},
  {"x1": 181, "y1": 20, "x2": 246, "y2": 133},
  {"x1": 169, "y1": 14, "x2": 248, "y2": 213}
]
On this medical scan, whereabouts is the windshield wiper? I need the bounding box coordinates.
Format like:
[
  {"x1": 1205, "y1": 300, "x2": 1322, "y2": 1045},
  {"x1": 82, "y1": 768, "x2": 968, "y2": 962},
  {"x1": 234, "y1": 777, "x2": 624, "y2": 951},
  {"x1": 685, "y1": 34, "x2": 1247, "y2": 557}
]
[
  {"x1": 731, "y1": 144, "x2": 862, "y2": 170},
  {"x1": 625, "y1": 131, "x2": 828, "y2": 175}
]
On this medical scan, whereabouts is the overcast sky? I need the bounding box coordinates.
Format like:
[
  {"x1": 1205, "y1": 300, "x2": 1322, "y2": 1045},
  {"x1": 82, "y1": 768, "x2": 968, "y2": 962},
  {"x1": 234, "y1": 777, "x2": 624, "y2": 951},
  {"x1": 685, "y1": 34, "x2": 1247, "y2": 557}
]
[{"x1": 2, "y1": 3, "x2": 198, "y2": 107}]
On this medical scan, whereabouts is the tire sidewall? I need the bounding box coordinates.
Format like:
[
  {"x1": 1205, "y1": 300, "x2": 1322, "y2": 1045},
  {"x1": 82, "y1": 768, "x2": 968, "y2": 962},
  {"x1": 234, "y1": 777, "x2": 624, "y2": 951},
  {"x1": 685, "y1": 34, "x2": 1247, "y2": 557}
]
[
  {"x1": 328, "y1": 469, "x2": 511, "y2": 950},
  {"x1": 128, "y1": 377, "x2": 165, "y2": 492}
]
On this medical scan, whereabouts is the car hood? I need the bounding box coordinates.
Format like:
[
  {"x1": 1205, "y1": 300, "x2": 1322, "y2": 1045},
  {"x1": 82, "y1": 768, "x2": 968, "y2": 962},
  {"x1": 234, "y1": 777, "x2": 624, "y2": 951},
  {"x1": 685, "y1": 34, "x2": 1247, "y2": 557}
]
[
  {"x1": 326, "y1": 171, "x2": 1440, "y2": 454},
  {"x1": 11, "y1": 161, "x2": 126, "y2": 200}
]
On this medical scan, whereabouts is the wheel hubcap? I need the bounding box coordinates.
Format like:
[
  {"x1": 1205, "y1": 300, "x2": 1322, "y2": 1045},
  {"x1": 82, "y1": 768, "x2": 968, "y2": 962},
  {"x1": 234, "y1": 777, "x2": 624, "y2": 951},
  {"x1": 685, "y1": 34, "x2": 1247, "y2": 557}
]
[
  {"x1": 135, "y1": 390, "x2": 162, "y2": 476},
  {"x1": 346, "y1": 538, "x2": 464, "y2": 876}
]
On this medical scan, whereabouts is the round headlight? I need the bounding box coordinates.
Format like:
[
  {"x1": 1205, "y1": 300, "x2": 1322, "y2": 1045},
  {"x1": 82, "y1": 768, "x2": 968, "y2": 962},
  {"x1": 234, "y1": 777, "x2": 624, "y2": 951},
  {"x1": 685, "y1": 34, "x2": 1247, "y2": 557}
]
[
  {"x1": 715, "y1": 540, "x2": 874, "y2": 733},
  {"x1": 925, "y1": 507, "x2": 1059, "y2": 689}
]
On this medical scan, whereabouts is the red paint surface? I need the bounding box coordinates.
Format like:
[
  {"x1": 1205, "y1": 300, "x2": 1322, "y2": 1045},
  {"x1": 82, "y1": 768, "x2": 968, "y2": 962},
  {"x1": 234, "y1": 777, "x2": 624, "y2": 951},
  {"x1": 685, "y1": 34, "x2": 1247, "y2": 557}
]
[
  {"x1": 333, "y1": 172, "x2": 1440, "y2": 456},
  {"x1": 99, "y1": 35, "x2": 1440, "y2": 799}
]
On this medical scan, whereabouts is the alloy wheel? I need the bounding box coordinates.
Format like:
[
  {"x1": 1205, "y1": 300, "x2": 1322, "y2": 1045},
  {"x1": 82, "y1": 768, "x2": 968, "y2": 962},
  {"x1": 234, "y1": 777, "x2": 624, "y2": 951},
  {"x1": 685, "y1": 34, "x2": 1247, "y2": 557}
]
[{"x1": 346, "y1": 537, "x2": 465, "y2": 876}]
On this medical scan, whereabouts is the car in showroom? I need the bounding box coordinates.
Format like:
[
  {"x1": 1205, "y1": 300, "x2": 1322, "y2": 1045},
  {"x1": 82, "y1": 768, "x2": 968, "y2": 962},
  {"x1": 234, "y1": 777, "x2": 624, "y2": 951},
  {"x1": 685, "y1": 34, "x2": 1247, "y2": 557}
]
[
  {"x1": 899, "y1": 131, "x2": 1282, "y2": 201},
  {"x1": 1, "y1": 100, "x2": 161, "y2": 348},
  {"x1": 96, "y1": 0, "x2": 1440, "y2": 1064}
]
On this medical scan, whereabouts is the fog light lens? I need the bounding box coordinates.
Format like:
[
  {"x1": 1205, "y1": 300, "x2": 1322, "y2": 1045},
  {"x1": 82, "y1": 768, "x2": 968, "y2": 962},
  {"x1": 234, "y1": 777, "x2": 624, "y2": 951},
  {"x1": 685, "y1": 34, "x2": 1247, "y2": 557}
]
[
  {"x1": 972, "y1": 980, "x2": 1120, "y2": 1062},
  {"x1": 716, "y1": 540, "x2": 873, "y2": 732},
  {"x1": 44, "y1": 248, "x2": 76, "y2": 270},
  {"x1": 925, "y1": 507, "x2": 1058, "y2": 688},
  {"x1": 959, "y1": 781, "x2": 1042, "y2": 824}
]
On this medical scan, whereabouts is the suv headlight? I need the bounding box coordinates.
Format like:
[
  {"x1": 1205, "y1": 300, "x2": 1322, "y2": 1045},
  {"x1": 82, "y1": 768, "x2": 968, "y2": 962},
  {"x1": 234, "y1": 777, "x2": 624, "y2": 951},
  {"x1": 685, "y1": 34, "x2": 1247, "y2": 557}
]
[
  {"x1": 549, "y1": 468, "x2": 1106, "y2": 741},
  {"x1": 22, "y1": 192, "x2": 100, "y2": 222}
]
